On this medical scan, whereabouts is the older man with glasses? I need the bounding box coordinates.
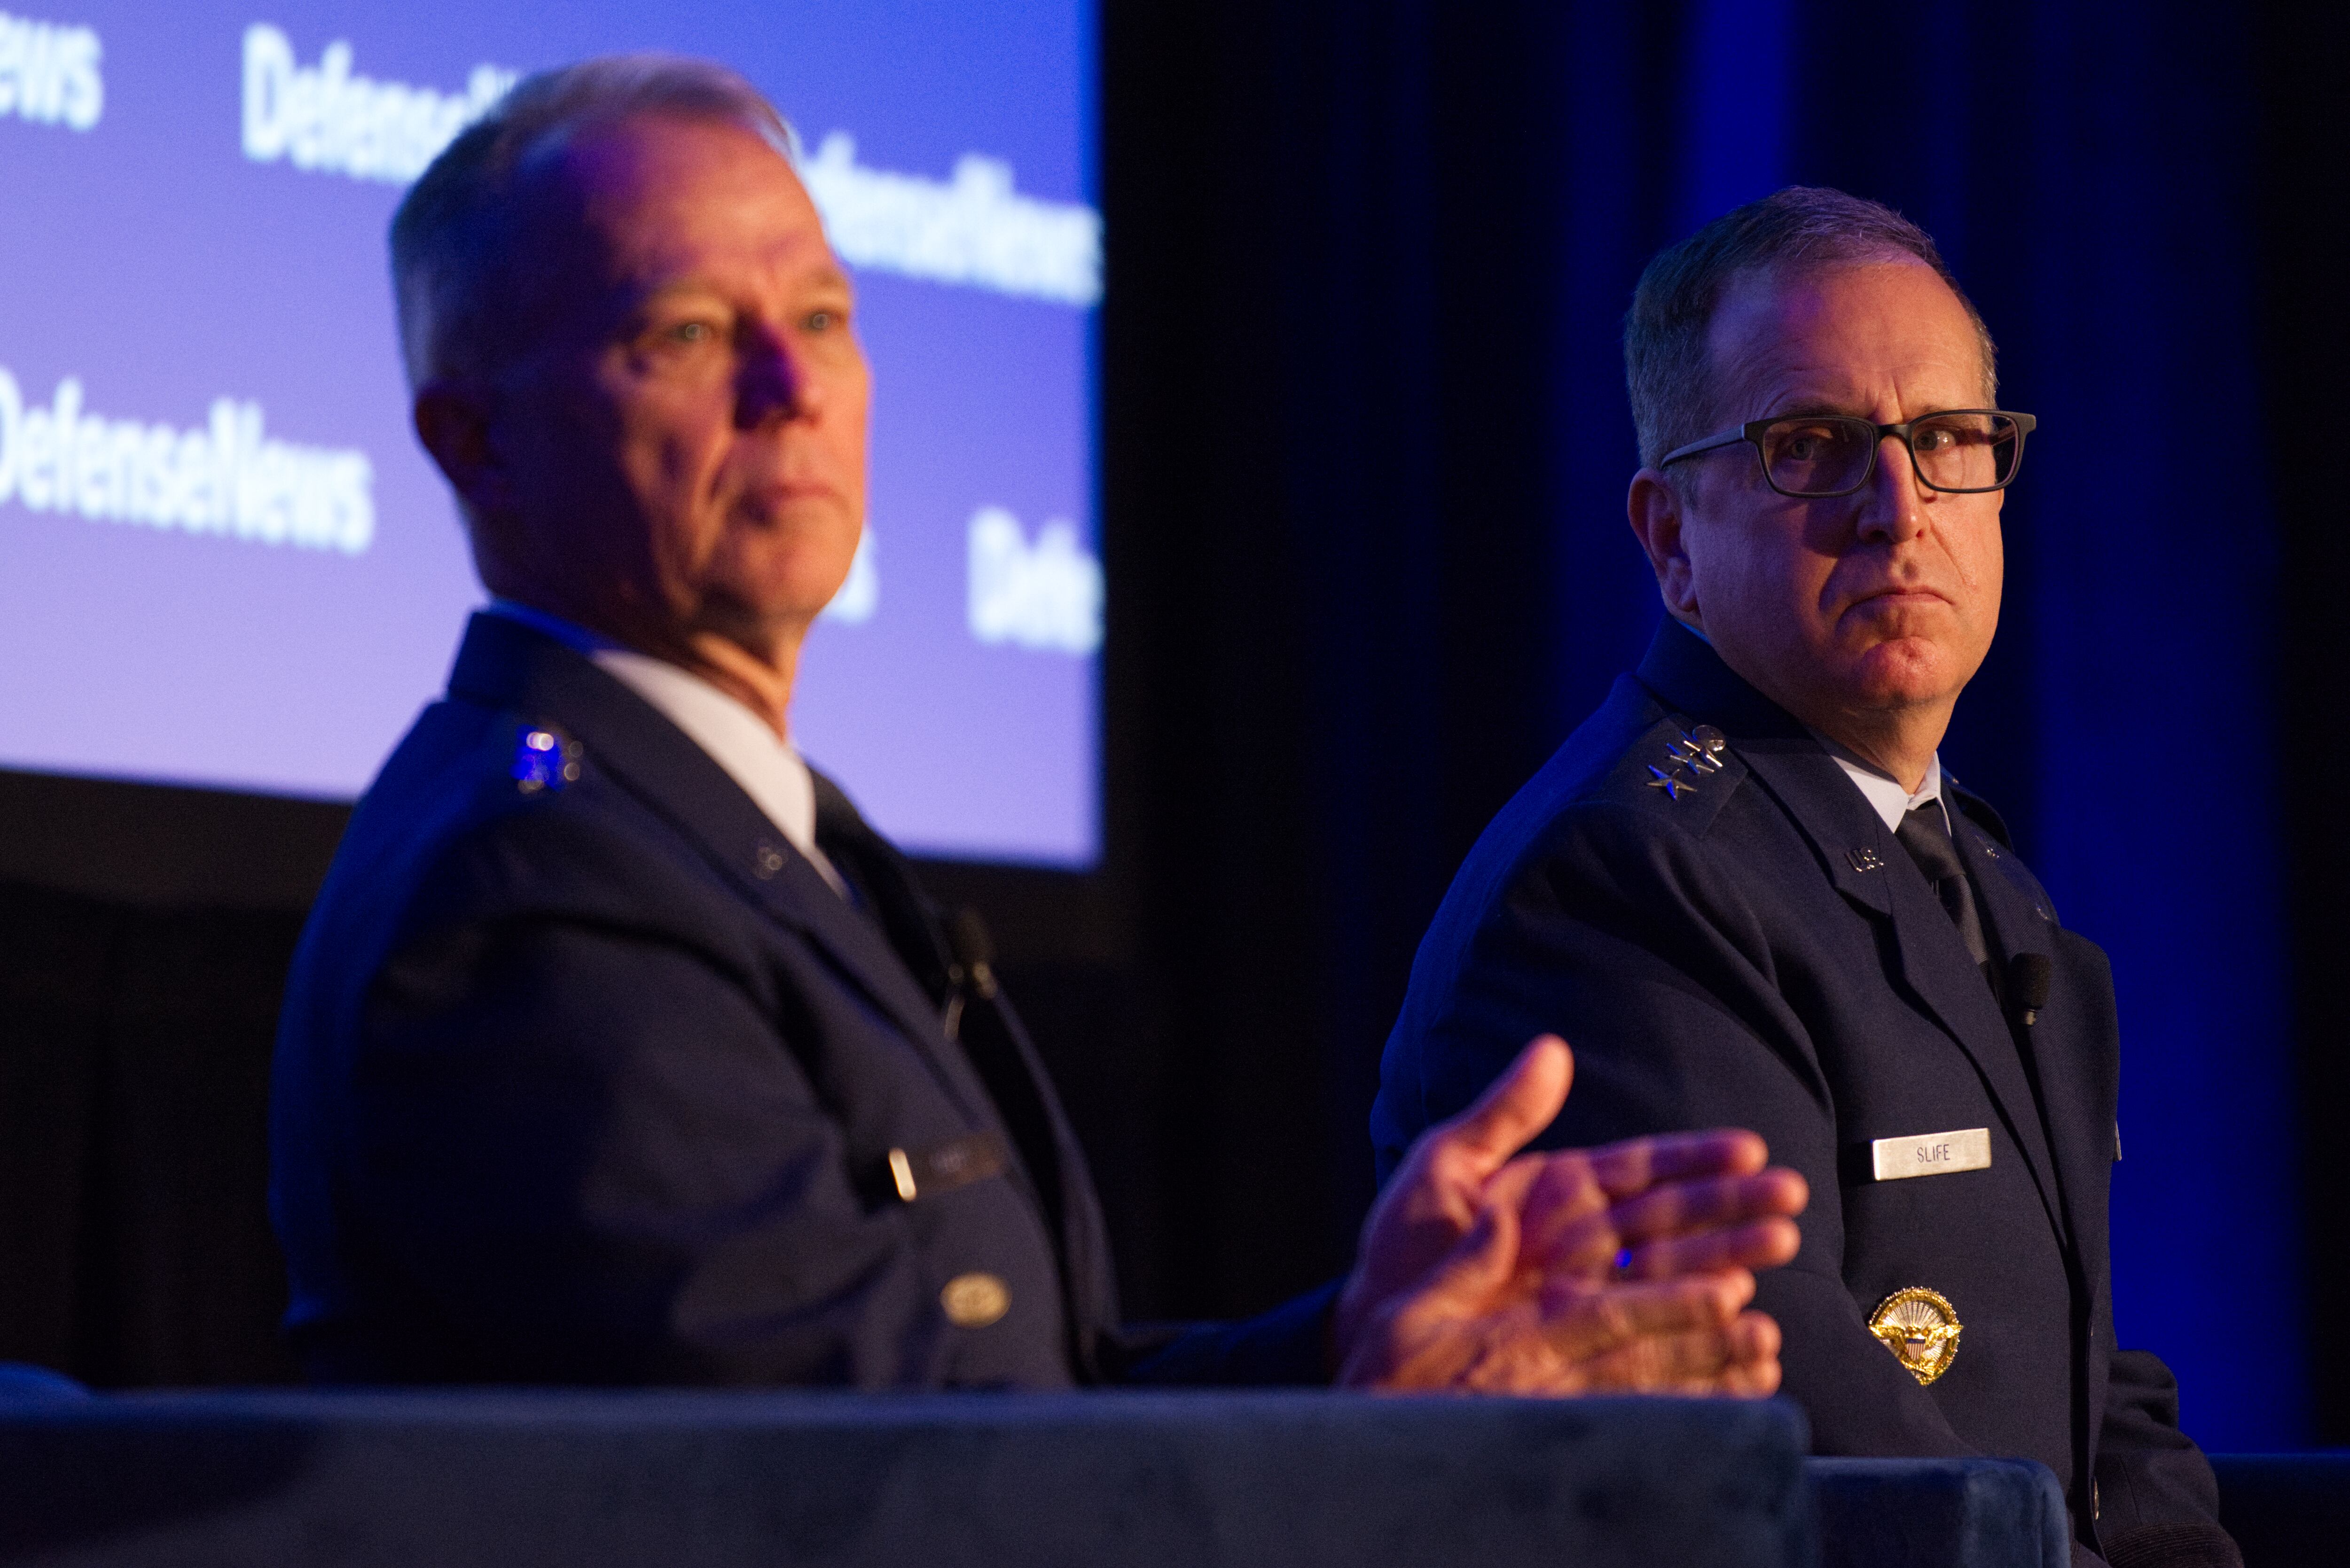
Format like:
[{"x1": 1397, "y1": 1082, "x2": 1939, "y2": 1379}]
[{"x1": 1371, "y1": 187, "x2": 2237, "y2": 1568}]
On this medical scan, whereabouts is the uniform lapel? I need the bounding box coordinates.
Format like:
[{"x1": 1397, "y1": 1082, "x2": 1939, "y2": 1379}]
[
  {"x1": 1948, "y1": 786, "x2": 2112, "y2": 1503},
  {"x1": 1947, "y1": 787, "x2": 2096, "y2": 1255},
  {"x1": 1635, "y1": 620, "x2": 2069, "y2": 1240},
  {"x1": 728, "y1": 844, "x2": 993, "y2": 1115},
  {"x1": 805, "y1": 786, "x2": 1076, "y2": 1199},
  {"x1": 446, "y1": 614, "x2": 1111, "y2": 1359},
  {"x1": 810, "y1": 773, "x2": 1116, "y2": 1356},
  {"x1": 444, "y1": 614, "x2": 999, "y2": 1125},
  {"x1": 1760, "y1": 750, "x2": 2074, "y2": 1246}
]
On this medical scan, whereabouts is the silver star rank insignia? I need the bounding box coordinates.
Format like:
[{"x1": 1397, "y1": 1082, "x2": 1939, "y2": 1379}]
[
  {"x1": 1667, "y1": 732, "x2": 1725, "y2": 775},
  {"x1": 1645, "y1": 764, "x2": 1693, "y2": 800}
]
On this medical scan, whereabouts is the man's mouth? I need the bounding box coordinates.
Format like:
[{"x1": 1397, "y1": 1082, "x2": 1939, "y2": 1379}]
[
  {"x1": 733, "y1": 480, "x2": 845, "y2": 521},
  {"x1": 1851, "y1": 585, "x2": 1949, "y2": 610}
]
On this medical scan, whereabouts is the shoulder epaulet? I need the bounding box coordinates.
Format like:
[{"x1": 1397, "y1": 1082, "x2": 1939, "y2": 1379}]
[
  {"x1": 505, "y1": 718, "x2": 585, "y2": 797},
  {"x1": 428, "y1": 710, "x2": 595, "y2": 835},
  {"x1": 1588, "y1": 714, "x2": 1750, "y2": 839}
]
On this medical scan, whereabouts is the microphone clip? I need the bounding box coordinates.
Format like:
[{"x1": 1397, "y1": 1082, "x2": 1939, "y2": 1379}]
[{"x1": 2008, "y1": 952, "x2": 2053, "y2": 1026}]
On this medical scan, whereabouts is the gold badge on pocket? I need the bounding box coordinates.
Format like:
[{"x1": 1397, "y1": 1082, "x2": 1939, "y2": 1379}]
[
  {"x1": 1868, "y1": 1287, "x2": 1962, "y2": 1385},
  {"x1": 940, "y1": 1272, "x2": 1010, "y2": 1328}
]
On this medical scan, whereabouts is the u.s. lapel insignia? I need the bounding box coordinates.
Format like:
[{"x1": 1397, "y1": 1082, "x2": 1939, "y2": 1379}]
[
  {"x1": 1645, "y1": 764, "x2": 1693, "y2": 800},
  {"x1": 1848, "y1": 847, "x2": 1886, "y2": 873},
  {"x1": 1868, "y1": 1287, "x2": 1963, "y2": 1385}
]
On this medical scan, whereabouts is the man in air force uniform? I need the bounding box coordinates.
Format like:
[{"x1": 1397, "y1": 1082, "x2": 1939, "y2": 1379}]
[
  {"x1": 1371, "y1": 189, "x2": 2235, "y2": 1567},
  {"x1": 270, "y1": 57, "x2": 1809, "y2": 1396}
]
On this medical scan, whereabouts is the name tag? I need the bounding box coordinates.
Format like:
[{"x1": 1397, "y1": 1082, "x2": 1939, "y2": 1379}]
[
  {"x1": 1870, "y1": 1127, "x2": 1991, "y2": 1182},
  {"x1": 885, "y1": 1131, "x2": 1010, "y2": 1204}
]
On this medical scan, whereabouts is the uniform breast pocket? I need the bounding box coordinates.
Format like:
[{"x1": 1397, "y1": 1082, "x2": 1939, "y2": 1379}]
[{"x1": 1837, "y1": 1144, "x2": 1999, "y2": 1269}]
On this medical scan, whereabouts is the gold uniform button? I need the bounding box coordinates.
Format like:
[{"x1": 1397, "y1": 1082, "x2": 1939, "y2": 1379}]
[
  {"x1": 1868, "y1": 1287, "x2": 1963, "y2": 1385},
  {"x1": 940, "y1": 1272, "x2": 1010, "y2": 1328}
]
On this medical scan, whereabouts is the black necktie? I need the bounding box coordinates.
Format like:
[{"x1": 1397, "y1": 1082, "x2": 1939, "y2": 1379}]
[{"x1": 1896, "y1": 801, "x2": 1991, "y2": 972}]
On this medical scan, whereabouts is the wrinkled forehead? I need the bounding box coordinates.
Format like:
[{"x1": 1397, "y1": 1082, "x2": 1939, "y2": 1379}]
[
  {"x1": 503, "y1": 112, "x2": 820, "y2": 296},
  {"x1": 1703, "y1": 258, "x2": 1993, "y2": 415}
]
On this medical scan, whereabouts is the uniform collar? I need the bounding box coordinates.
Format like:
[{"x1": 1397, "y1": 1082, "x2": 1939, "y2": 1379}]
[
  {"x1": 483, "y1": 596, "x2": 621, "y2": 653},
  {"x1": 445, "y1": 610, "x2": 986, "y2": 1114},
  {"x1": 1640, "y1": 619, "x2": 1948, "y2": 834},
  {"x1": 1811, "y1": 734, "x2": 1946, "y2": 835},
  {"x1": 483, "y1": 599, "x2": 841, "y2": 896},
  {"x1": 1634, "y1": 617, "x2": 1810, "y2": 740}
]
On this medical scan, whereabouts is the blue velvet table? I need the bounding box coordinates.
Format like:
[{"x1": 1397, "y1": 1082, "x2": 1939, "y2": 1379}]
[
  {"x1": 0, "y1": 1378, "x2": 2100, "y2": 1568},
  {"x1": 1809, "y1": 1456, "x2": 2067, "y2": 1568},
  {"x1": 0, "y1": 1388, "x2": 1814, "y2": 1568}
]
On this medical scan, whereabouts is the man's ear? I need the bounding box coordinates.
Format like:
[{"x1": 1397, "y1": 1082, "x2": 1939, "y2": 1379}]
[
  {"x1": 1627, "y1": 468, "x2": 1702, "y2": 626},
  {"x1": 412, "y1": 379, "x2": 509, "y2": 519}
]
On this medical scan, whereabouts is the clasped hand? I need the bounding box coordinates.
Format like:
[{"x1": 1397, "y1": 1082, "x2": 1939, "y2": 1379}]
[{"x1": 1333, "y1": 1035, "x2": 1807, "y2": 1396}]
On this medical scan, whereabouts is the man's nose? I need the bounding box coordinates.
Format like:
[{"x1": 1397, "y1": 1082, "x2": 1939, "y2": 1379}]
[
  {"x1": 1854, "y1": 432, "x2": 1928, "y2": 543},
  {"x1": 736, "y1": 327, "x2": 819, "y2": 427}
]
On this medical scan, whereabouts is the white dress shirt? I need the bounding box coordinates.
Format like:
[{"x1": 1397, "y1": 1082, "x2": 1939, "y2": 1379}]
[
  {"x1": 1810, "y1": 729, "x2": 1950, "y2": 837},
  {"x1": 484, "y1": 600, "x2": 847, "y2": 897}
]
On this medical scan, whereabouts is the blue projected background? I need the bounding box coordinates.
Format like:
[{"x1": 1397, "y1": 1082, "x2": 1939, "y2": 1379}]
[{"x1": 0, "y1": 0, "x2": 1100, "y2": 865}]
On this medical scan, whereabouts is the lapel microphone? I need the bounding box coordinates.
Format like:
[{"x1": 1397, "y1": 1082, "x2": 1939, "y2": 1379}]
[
  {"x1": 940, "y1": 907, "x2": 1000, "y2": 1042},
  {"x1": 947, "y1": 908, "x2": 1000, "y2": 1001},
  {"x1": 2009, "y1": 953, "x2": 2053, "y2": 1026}
]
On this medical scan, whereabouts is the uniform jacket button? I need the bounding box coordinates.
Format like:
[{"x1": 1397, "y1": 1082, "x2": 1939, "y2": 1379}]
[{"x1": 940, "y1": 1272, "x2": 1009, "y2": 1327}]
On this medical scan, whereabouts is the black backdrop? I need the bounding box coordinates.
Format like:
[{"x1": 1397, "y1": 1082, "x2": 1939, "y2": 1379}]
[{"x1": 1, "y1": 0, "x2": 2343, "y2": 1447}]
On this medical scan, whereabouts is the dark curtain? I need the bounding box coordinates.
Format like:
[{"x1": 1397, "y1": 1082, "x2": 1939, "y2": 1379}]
[
  {"x1": 2259, "y1": 0, "x2": 2350, "y2": 1450},
  {"x1": 0, "y1": 884, "x2": 300, "y2": 1387},
  {"x1": 1102, "y1": 0, "x2": 2321, "y2": 1448}
]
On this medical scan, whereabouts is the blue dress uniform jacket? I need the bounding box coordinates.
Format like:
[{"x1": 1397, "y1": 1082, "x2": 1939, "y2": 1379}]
[
  {"x1": 1371, "y1": 619, "x2": 2230, "y2": 1563},
  {"x1": 272, "y1": 613, "x2": 1330, "y2": 1389}
]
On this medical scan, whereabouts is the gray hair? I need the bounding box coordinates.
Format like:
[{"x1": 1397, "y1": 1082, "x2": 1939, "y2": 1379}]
[
  {"x1": 1623, "y1": 186, "x2": 1997, "y2": 469},
  {"x1": 390, "y1": 54, "x2": 797, "y2": 388}
]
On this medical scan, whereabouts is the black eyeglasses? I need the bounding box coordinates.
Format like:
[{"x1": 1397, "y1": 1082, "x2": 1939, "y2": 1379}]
[{"x1": 1658, "y1": 410, "x2": 2037, "y2": 498}]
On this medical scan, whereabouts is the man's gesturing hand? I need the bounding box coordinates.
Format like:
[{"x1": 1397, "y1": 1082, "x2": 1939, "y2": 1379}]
[{"x1": 1332, "y1": 1034, "x2": 1807, "y2": 1395}]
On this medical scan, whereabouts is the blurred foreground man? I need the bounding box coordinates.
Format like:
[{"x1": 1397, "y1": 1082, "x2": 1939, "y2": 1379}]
[
  {"x1": 271, "y1": 57, "x2": 1808, "y2": 1394},
  {"x1": 1372, "y1": 189, "x2": 2235, "y2": 1566}
]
